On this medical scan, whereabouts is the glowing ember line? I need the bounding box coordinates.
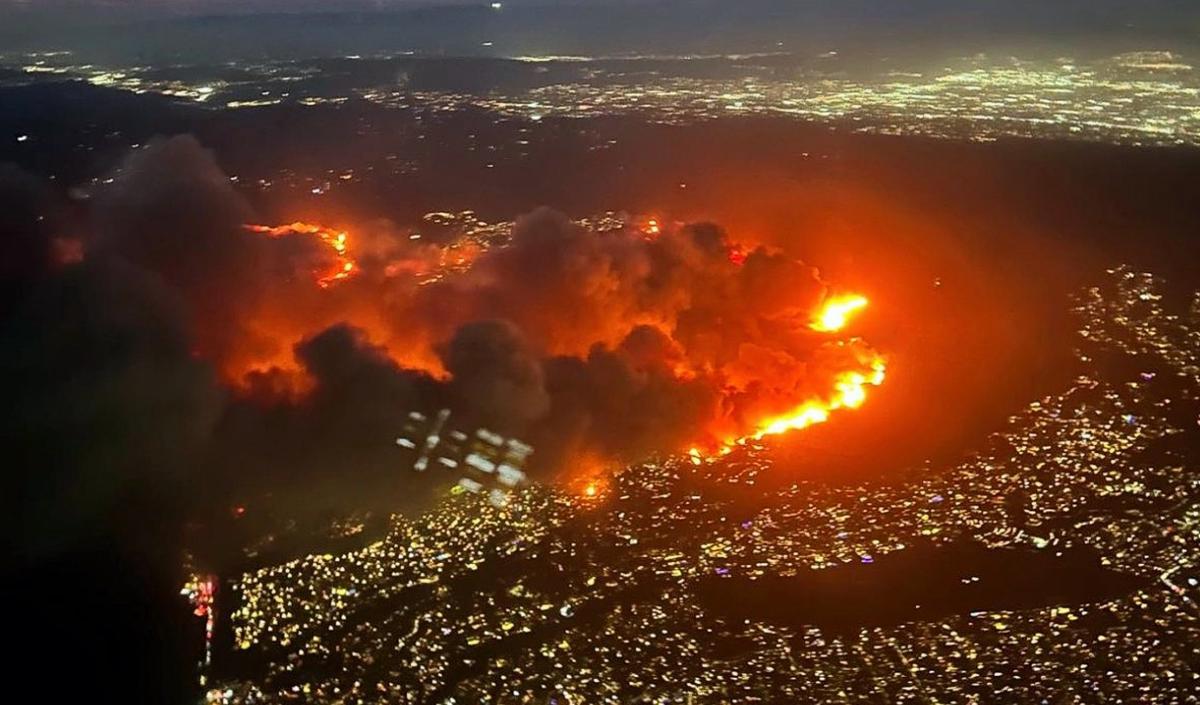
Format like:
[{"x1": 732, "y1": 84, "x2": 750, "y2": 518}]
[
  {"x1": 692, "y1": 295, "x2": 886, "y2": 459},
  {"x1": 245, "y1": 222, "x2": 357, "y2": 288},
  {"x1": 750, "y1": 356, "x2": 886, "y2": 441},
  {"x1": 752, "y1": 293, "x2": 885, "y2": 441}
]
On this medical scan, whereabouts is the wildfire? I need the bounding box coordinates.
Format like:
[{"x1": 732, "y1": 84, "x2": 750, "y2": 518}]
[
  {"x1": 234, "y1": 213, "x2": 886, "y2": 473},
  {"x1": 750, "y1": 357, "x2": 886, "y2": 440},
  {"x1": 727, "y1": 245, "x2": 748, "y2": 266},
  {"x1": 811, "y1": 294, "x2": 869, "y2": 332},
  {"x1": 245, "y1": 222, "x2": 357, "y2": 288},
  {"x1": 575, "y1": 476, "x2": 608, "y2": 500},
  {"x1": 696, "y1": 292, "x2": 886, "y2": 457}
]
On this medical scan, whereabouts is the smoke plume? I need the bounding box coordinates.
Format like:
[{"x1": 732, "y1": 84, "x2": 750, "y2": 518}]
[{"x1": 5, "y1": 135, "x2": 882, "y2": 551}]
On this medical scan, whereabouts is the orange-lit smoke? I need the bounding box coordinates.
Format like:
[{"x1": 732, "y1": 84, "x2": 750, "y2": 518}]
[
  {"x1": 694, "y1": 295, "x2": 886, "y2": 457},
  {"x1": 752, "y1": 295, "x2": 886, "y2": 439},
  {"x1": 810, "y1": 293, "x2": 868, "y2": 332},
  {"x1": 204, "y1": 220, "x2": 461, "y2": 391},
  {"x1": 220, "y1": 212, "x2": 888, "y2": 470}
]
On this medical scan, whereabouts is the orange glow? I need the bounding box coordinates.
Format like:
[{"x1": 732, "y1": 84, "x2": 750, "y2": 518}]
[
  {"x1": 52, "y1": 237, "x2": 85, "y2": 266},
  {"x1": 568, "y1": 451, "x2": 613, "y2": 500},
  {"x1": 246, "y1": 222, "x2": 358, "y2": 288},
  {"x1": 575, "y1": 474, "x2": 608, "y2": 500},
  {"x1": 811, "y1": 294, "x2": 869, "y2": 332},
  {"x1": 689, "y1": 295, "x2": 887, "y2": 459},
  {"x1": 750, "y1": 355, "x2": 886, "y2": 441},
  {"x1": 229, "y1": 216, "x2": 886, "y2": 475},
  {"x1": 216, "y1": 218, "x2": 446, "y2": 388}
]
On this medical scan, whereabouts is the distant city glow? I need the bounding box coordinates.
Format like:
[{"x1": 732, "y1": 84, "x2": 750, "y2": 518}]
[{"x1": 8, "y1": 51, "x2": 1199, "y2": 146}]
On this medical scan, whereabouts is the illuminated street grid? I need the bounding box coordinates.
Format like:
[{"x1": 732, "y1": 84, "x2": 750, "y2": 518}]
[
  {"x1": 5, "y1": 51, "x2": 1200, "y2": 147},
  {"x1": 213, "y1": 266, "x2": 1200, "y2": 704},
  {"x1": 405, "y1": 52, "x2": 1200, "y2": 147}
]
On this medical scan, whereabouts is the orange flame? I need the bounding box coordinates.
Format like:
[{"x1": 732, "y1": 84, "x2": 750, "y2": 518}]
[
  {"x1": 811, "y1": 294, "x2": 868, "y2": 332},
  {"x1": 750, "y1": 356, "x2": 886, "y2": 441},
  {"x1": 749, "y1": 293, "x2": 884, "y2": 440},
  {"x1": 574, "y1": 475, "x2": 608, "y2": 500},
  {"x1": 246, "y1": 222, "x2": 357, "y2": 288},
  {"x1": 695, "y1": 293, "x2": 885, "y2": 458},
  {"x1": 237, "y1": 219, "x2": 886, "y2": 467}
]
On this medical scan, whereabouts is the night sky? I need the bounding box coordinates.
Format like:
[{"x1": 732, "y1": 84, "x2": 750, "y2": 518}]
[
  {"x1": 4, "y1": 0, "x2": 1199, "y2": 65},
  {"x1": 5, "y1": 0, "x2": 1199, "y2": 28}
]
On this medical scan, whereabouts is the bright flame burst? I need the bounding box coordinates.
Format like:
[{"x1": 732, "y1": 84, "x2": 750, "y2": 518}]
[
  {"x1": 810, "y1": 293, "x2": 868, "y2": 332},
  {"x1": 696, "y1": 293, "x2": 886, "y2": 458},
  {"x1": 751, "y1": 357, "x2": 886, "y2": 439},
  {"x1": 239, "y1": 218, "x2": 886, "y2": 468},
  {"x1": 246, "y1": 222, "x2": 357, "y2": 288},
  {"x1": 752, "y1": 293, "x2": 885, "y2": 439}
]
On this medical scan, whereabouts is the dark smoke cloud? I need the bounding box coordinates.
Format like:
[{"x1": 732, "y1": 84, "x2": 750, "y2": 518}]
[
  {"x1": 208, "y1": 324, "x2": 450, "y2": 535},
  {"x1": 439, "y1": 319, "x2": 551, "y2": 433},
  {"x1": 91, "y1": 135, "x2": 361, "y2": 377},
  {"x1": 92, "y1": 135, "x2": 265, "y2": 367},
  {"x1": 1, "y1": 158, "x2": 223, "y2": 558},
  {"x1": 1, "y1": 159, "x2": 225, "y2": 704},
  {"x1": 4, "y1": 135, "x2": 875, "y2": 565},
  {"x1": 537, "y1": 329, "x2": 721, "y2": 466}
]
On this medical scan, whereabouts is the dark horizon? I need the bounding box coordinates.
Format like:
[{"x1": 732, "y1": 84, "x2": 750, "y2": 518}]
[{"x1": 4, "y1": 0, "x2": 1200, "y2": 64}]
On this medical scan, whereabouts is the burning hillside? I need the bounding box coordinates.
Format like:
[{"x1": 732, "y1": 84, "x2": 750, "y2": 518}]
[
  {"x1": 16, "y1": 136, "x2": 889, "y2": 499},
  {"x1": 244, "y1": 222, "x2": 356, "y2": 288},
  {"x1": 230, "y1": 208, "x2": 886, "y2": 468}
]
